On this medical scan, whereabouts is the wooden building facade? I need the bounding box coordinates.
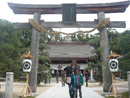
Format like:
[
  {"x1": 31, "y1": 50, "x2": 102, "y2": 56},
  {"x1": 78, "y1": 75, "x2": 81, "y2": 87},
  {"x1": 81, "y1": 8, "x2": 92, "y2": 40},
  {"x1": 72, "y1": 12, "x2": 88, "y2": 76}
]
[{"x1": 44, "y1": 42, "x2": 96, "y2": 72}]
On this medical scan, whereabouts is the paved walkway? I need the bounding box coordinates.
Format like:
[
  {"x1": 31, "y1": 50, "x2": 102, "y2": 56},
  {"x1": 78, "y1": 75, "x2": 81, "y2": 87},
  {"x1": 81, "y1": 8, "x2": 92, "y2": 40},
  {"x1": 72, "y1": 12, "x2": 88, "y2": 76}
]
[{"x1": 37, "y1": 83, "x2": 104, "y2": 98}]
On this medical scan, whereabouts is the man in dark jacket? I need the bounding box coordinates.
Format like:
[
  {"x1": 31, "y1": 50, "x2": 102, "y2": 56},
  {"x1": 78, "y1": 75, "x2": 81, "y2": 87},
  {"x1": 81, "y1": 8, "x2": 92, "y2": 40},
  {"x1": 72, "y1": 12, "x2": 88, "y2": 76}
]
[
  {"x1": 56, "y1": 71, "x2": 59, "y2": 83},
  {"x1": 64, "y1": 63, "x2": 80, "y2": 98},
  {"x1": 64, "y1": 65, "x2": 74, "y2": 98},
  {"x1": 61, "y1": 69, "x2": 66, "y2": 87},
  {"x1": 85, "y1": 70, "x2": 90, "y2": 87}
]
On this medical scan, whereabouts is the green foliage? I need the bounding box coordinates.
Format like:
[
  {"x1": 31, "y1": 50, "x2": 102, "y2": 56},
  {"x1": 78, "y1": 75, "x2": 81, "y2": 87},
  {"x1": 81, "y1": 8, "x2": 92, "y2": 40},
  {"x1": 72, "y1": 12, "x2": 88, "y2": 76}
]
[
  {"x1": 108, "y1": 29, "x2": 130, "y2": 80},
  {"x1": 80, "y1": 29, "x2": 129, "y2": 81},
  {"x1": 108, "y1": 28, "x2": 121, "y2": 53},
  {"x1": 119, "y1": 55, "x2": 130, "y2": 80},
  {"x1": 0, "y1": 19, "x2": 52, "y2": 84},
  {"x1": 0, "y1": 19, "x2": 23, "y2": 78},
  {"x1": 37, "y1": 31, "x2": 51, "y2": 85},
  {"x1": 0, "y1": 18, "x2": 53, "y2": 83},
  {"x1": 0, "y1": 19, "x2": 13, "y2": 32},
  {"x1": 104, "y1": 91, "x2": 129, "y2": 98},
  {"x1": 87, "y1": 33, "x2": 102, "y2": 82},
  {"x1": 121, "y1": 91, "x2": 129, "y2": 98},
  {"x1": 118, "y1": 30, "x2": 130, "y2": 80},
  {"x1": 118, "y1": 30, "x2": 130, "y2": 54}
]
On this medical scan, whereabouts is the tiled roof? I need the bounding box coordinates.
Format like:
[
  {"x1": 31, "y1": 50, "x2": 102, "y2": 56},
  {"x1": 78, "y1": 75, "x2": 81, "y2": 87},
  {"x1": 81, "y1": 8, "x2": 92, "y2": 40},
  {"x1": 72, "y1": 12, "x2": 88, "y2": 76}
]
[{"x1": 44, "y1": 42, "x2": 95, "y2": 59}]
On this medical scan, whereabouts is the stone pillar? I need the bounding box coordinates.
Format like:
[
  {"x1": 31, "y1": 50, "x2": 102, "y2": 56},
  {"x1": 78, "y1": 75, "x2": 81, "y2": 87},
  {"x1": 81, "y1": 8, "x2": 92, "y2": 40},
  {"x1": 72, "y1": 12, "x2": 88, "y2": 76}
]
[
  {"x1": 98, "y1": 11, "x2": 112, "y2": 92},
  {"x1": 89, "y1": 69, "x2": 95, "y2": 82},
  {"x1": 5, "y1": 72, "x2": 14, "y2": 98},
  {"x1": 91, "y1": 69, "x2": 94, "y2": 80},
  {"x1": 29, "y1": 12, "x2": 41, "y2": 93},
  {"x1": 127, "y1": 71, "x2": 130, "y2": 98}
]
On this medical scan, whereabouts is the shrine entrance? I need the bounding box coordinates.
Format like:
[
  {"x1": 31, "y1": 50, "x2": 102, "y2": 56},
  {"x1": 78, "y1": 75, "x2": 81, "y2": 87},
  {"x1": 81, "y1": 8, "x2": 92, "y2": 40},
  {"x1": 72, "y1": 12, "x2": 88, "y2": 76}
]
[
  {"x1": 44, "y1": 42, "x2": 96, "y2": 81},
  {"x1": 8, "y1": 1, "x2": 130, "y2": 94}
]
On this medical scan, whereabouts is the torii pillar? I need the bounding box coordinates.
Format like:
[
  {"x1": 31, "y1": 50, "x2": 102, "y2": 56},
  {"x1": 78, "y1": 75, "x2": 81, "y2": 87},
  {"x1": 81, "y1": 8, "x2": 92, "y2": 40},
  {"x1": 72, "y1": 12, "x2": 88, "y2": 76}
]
[
  {"x1": 29, "y1": 12, "x2": 41, "y2": 93},
  {"x1": 98, "y1": 11, "x2": 112, "y2": 92}
]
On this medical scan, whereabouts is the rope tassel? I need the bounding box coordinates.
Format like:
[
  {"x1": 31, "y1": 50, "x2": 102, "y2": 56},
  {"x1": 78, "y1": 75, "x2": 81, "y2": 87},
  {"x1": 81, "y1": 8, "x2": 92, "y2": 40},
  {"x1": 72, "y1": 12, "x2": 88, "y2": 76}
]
[
  {"x1": 68, "y1": 35, "x2": 71, "y2": 42},
  {"x1": 52, "y1": 35, "x2": 56, "y2": 41},
  {"x1": 83, "y1": 34, "x2": 86, "y2": 40}
]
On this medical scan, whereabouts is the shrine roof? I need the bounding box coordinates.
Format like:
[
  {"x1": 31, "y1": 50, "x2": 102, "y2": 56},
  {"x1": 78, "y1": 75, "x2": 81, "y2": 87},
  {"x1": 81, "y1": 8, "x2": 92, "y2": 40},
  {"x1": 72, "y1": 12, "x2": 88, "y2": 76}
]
[
  {"x1": 44, "y1": 42, "x2": 96, "y2": 59},
  {"x1": 8, "y1": 1, "x2": 130, "y2": 14}
]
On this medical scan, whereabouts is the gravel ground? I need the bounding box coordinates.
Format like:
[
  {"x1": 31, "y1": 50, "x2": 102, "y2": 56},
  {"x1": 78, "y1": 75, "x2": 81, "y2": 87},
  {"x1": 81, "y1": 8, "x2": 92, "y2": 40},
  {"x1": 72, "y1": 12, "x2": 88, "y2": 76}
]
[
  {"x1": 0, "y1": 79, "x2": 128, "y2": 98},
  {"x1": 0, "y1": 82, "x2": 54, "y2": 98}
]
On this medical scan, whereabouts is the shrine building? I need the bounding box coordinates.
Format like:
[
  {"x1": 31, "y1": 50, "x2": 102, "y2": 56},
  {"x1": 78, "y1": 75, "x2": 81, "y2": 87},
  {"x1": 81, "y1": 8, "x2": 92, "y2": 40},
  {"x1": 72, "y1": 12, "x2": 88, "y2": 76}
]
[{"x1": 44, "y1": 42, "x2": 96, "y2": 73}]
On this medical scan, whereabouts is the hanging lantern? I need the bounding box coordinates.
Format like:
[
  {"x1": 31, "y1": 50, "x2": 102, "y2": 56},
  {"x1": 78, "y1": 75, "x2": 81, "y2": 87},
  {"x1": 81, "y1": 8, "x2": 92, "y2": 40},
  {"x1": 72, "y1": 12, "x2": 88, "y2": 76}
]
[
  {"x1": 83, "y1": 34, "x2": 86, "y2": 40},
  {"x1": 52, "y1": 35, "x2": 55, "y2": 41},
  {"x1": 68, "y1": 35, "x2": 71, "y2": 42}
]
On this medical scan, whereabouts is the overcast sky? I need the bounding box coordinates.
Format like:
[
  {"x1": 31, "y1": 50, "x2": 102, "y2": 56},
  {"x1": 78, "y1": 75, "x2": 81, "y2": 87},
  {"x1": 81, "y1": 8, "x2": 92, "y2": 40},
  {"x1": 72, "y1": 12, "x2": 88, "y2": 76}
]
[{"x1": 0, "y1": 0, "x2": 130, "y2": 34}]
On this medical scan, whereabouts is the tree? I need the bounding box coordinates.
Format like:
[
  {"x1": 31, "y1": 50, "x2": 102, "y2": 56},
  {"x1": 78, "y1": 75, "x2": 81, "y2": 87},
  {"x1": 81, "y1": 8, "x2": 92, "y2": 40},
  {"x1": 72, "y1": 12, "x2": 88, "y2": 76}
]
[
  {"x1": 87, "y1": 33, "x2": 103, "y2": 84},
  {"x1": 0, "y1": 19, "x2": 52, "y2": 83},
  {"x1": 118, "y1": 30, "x2": 130, "y2": 55},
  {"x1": 37, "y1": 30, "x2": 52, "y2": 85},
  {"x1": 17, "y1": 29, "x2": 32, "y2": 53},
  {"x1": 107, "y1": 28, "x2": 121, "y2": 53},
  {"x1": 118, "y1": 30, "x2": 130, "y2": 80},
  {"x1": 0, "y1": 19, "x2": 22, "y2": 79}
]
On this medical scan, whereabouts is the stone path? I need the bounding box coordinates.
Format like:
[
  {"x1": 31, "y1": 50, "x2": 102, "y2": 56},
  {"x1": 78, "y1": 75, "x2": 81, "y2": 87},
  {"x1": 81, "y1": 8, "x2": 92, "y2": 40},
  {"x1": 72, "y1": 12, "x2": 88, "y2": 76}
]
[{"x1": 37, "y1": 83, "x2": 104, "y2": 98}]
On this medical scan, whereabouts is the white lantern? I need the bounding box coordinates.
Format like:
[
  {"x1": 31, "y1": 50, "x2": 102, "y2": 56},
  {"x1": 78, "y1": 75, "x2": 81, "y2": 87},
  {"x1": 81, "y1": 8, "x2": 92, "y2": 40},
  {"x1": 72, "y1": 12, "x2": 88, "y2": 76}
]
[
  {"x1": 51, "y1": 70, "x2": 54, "y2": 74},
  {"x1": 109, "y1": 59, "x2": 119, "y2": 72},
  {"x1": 23, "y1": 59, "x2": 32, "y2": 73}
]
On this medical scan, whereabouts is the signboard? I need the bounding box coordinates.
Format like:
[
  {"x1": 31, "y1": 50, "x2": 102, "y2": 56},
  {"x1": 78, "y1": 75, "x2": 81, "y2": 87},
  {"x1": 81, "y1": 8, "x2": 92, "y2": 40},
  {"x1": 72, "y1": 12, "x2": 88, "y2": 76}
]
[
  {"x1": 109, "y1": 59, "x2": 119, "y2": 72},
  {"x1": 62, "y1": 4, "x2": 76, "y2": 24},
  {"x1": 23, "y1": 59, "x2": 32, "y2": 73}
]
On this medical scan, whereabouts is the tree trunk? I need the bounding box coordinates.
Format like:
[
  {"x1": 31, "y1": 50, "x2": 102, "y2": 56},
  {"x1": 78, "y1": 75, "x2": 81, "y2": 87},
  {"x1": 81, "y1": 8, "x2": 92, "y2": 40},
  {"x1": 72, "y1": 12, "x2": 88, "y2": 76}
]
[
  {"x1": 29, "y1": 12, "x2": 41, "y2": 93},
  {"x1": 98, "y1": 11, "x2": 112, "y2": 92}
]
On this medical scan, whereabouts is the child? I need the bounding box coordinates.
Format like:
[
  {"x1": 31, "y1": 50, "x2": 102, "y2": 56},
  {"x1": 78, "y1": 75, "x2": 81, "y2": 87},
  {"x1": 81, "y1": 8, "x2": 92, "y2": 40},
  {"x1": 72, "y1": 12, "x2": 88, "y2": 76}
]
[{"x1": 72, "y1": 69, "x2": 84, "y2": 98}]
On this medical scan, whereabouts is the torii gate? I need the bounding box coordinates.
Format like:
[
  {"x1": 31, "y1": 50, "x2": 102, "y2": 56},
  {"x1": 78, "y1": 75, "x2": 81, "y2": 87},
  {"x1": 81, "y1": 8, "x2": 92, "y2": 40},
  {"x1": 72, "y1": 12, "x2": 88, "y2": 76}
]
[{"x1": 8, "y1": 1, "x2": 130, "y2": 93}]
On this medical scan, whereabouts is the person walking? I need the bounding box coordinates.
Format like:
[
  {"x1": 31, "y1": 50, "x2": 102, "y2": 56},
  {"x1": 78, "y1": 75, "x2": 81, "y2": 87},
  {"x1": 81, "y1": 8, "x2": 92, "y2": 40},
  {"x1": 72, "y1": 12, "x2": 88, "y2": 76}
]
[
  {"x1": 48, "y1": 73, "x2": 52, "y2": 84},
  {"x1": 65, "y1": 65, "x2": 74, "y2": 98},
  {"x1": 61, "y1": 69, "x2": 66, "y2": 87},
  {"x1": 56, "y1": 70, "x2": 59, "y2": 83},
  {"x1": 72, "y1": 69, "x2": 84, "y2": 98},
  {"x1": 85, "y1": 70, "x2": 90, "y2": 87},
  {"x1": 64, "y1": 61, "x2": 79, "y2": 98}
]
